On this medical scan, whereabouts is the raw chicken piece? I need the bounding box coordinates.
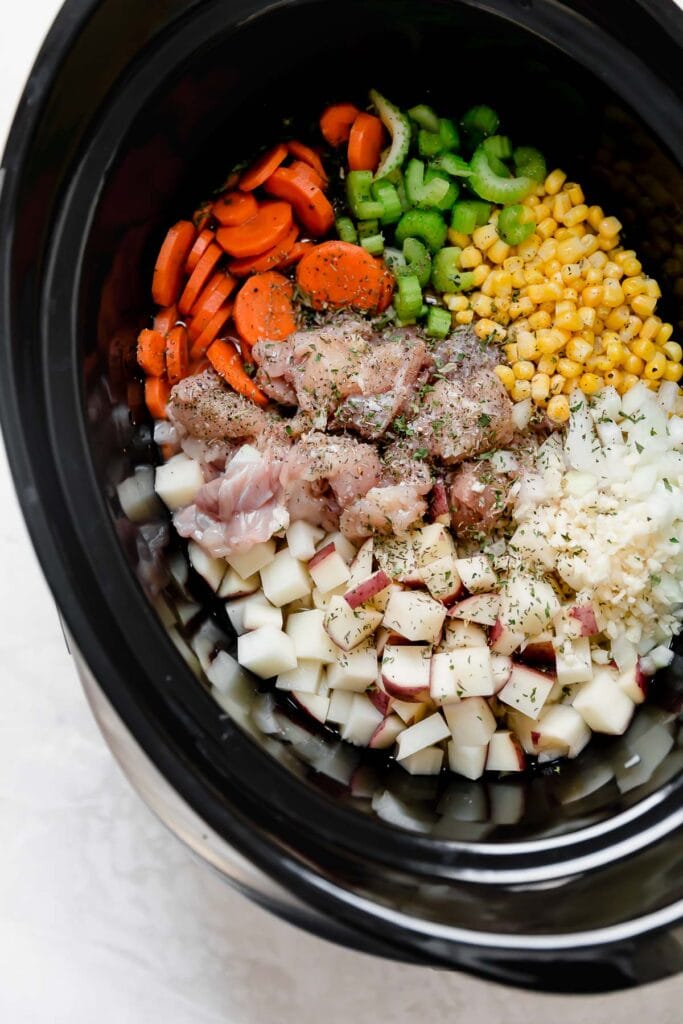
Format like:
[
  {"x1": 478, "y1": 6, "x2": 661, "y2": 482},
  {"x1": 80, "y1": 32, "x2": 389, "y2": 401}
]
[
  {"x1": 282, "y1": 433, "x2": 383, "y2": 506},
  {"x1": 430, "y1": 324, "x2": 499, "y2": 377},
  {"x1": 382, "y1": 441, "x2": 434, "y2": 491},
  {"x1": 406, "y1": 369, "x2": 514, "y2": 465},
  {"x1": 340, "y1": 485, "x2": 428, "y2": 539},
  {"x1": 448, "y1": 460, "x2": 516, "y2": 535},
  {"x1": 169, "y1": 370, "x2": 282, "y2": 445}
]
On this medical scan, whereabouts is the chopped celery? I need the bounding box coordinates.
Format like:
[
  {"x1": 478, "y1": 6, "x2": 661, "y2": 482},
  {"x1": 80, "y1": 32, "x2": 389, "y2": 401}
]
[
  {"x1": 360, "y1": 233, "x2": 385, "y2": 255},
  {"x1": 385, "y1": 168, "x2": 410, "y2": 211},
  {"x1": 408, "y1": 104, "x2": 440, "y2": 132},
  {"x1": 430, "y1": 153, "x2": 473, "y2": 178},
  {"x1": 395, "y1": 209, "x2": 448, "y2": 252},
  {"x1": 335, "y1": 216, "x2": 358, "y2": 244},
  {"x1": 462, "y1": 104, "x2": 499, "y2": 143},
  {"x1": 426, "y1": 306, "x2": 452, "y2": 339},
  {"x1": 405, "y1": 159, "x2": 450, "y2": 209},
  {"x1": 383, "y1": 246, "x2": 407, "y2": 276},
  {"x1": 483, "y1": 135, "x2": 513, "y2": 160},
  {"x1": 371, "y1": 179, "x2": 403, "y2": 224},
  {"x1": 450, "y1": 200, "x2": 492, "y2": 235},
  {"x1": 438, "y1": 118, "x2": 460, "y2": 151},
  {"x1": 469, "y1": 146, "x2": 535, "y2": 205},
  {"x1": 346, "y1": 170, "x2": 384, "y2": 219},
  {"x1": 370, "y1": 89, "x2": 412, "y2": 180},
  {"x1": 424, "y1": 168, "x2": 459, "y2": 210},
  {"x1": 418, "y1": 117, "x2": 460, "y2": 159},
  {"x1": 358, "y1": 219, "x2": 379, "y2": 239},
  {"x1": 431, "y1": 247, "x2": 462, "y2": 292},
  {"x1": 514, "y1": 146, "x2": 547, "y2": 183},
  {"x1": 393, "y1": 273, "x2": 423, "y2": 320},
  {"x1": 402, "y1": 237, "x2": 432, "y2": 287},
  {"x1": 497, "y1": 204, "x2": 535, "y2": 245}
]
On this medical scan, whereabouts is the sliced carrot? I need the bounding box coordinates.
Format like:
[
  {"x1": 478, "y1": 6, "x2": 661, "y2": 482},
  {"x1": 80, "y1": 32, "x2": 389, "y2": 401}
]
[
  {"x1": 186, "y1": 229, "x2": 215, "y2": 273},
  {"x1": 288, "y1": 159, "x2": 325, "y2": 190},
  {"x1": 239, "y1": 143, "x2": 288, "y2": 191},
  {"x1": 190, "y1": 356, "x2": 212, "y2": 375},
  {"x1": 152, "y1": 220, "x2": 197, "y2": 306},
  {"x1": 263, "y1": 167, "x2": 334, "y2": 237},
  {"x1": 233, "y1": 271, "x2": 297, "y2": 345},
  {"x1": 320, "y1": 102, "x2": 360, "y2": 146},
  {"x1": 211, "y1": 190, "x2": 258, "y2": 227},
  {"x1": 347, "y1": 112, "x2": 384, "y2": 172},
  {"x1": 145, "y1": 376, "x2": 171, "y2": 419},
  {"x1": 278, "y1": 239, "x2": 314, "y2": 269},
  {"x1": 178, "y1": 242, "x2": 223, "y2": 316},
  {"x1": 166, "y1": 325, "x2": 190, "y2": 384},
  {"x1": 188, "y1": 272, "x2": 236, "y2": 340},
  {"x1": 377, "y1": 266, "x2": 395, "y2": 313},
  {"x1": 215, "y1": 201, "x2": 293, "y2": 258},
  {"x1": 153, "y1": 304, "x2": 178, "y2": 336},
  {"x1": 227, "y1": 224, "x2": 298, "y2": 276},
  {"x1": 295, "y1": 241, "x2": 390, "y2": 311},
  {"x1": 286, "y1": 141, "x2": 328, "y2": 185},
  {"x1": 190, "y1": 304, "x2": 233, "y2": 361},
  {"x1": 207, "y1": 339, "x2": 269, "y2": 406},
  {"x1": 137, "y1": 328, "x2": 167, "y2": 376}
]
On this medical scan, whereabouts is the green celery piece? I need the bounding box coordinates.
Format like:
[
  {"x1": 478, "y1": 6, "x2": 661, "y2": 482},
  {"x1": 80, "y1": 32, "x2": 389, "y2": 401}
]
[
  {"x1": 469, "y1": 146, "x2": 535, "y2": 205},
  {"x1": 408, "y1": 104, "x2": 440, "y2": 132},
  {"x1": 335, "y1": 216, "x2": 358, "y2": 244},
  {"x1": 514, "y1": 146, "x2": 547, "y2": 183},
  {"x1": 370, "y1": 89, "x2": 411, "y2": 180},
  {"x1": 395, "y1": 209, "x2": 448, "y2": 252},
  {"x1": 402, "y1": 236, "x2": 432, "y2": 287},
  {"x1": 426, "y1": 305, "x2": 452, "y2": 339},
  {"x1": 497, "y1": 204, "x2": 535, "y2": 245}
]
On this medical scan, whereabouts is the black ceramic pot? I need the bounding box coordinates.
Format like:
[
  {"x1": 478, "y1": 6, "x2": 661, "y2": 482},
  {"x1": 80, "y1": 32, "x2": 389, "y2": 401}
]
[{"x1": 1, "y1": 0, "x2": 683, "y2": 993}]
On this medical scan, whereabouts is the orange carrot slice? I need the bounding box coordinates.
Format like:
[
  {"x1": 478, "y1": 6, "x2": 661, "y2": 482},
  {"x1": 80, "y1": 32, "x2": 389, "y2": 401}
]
[
  {"x1": 286, "y1": 141, "x2": 328, "y2": 184},
  {"x1": 287, "y1": 159, "x2": 325, "y2": 190},
  {"x1": 166, "y1": 325, "x2": 190, "y2": 384},
  {"x1": 215, "y1": 201, "x2": 293, "y2": 258},
  {"x1": 278, "y1": 239, "x2": 314, "y2": 269},
  {"x1": 211, "y1": 190, "x2": 258, "y2": 227},
  {"x1": 145, "y1": 376, "x2": 171, "y2": 419},
  {"x1": 186, "y1": 229, "x2": 215, "y2": 273},
  {"x1": 295, "y1": 241, "x2": 390, "y2": 311},
  {"x1": 178, "y1": 242, "x2": 222, "y2": 316},
  {"x1": 227, "y1": 224, "x2": 298, "y2": 277},
  {"x1": 233, "y1": 271, "x2": 296, "y2": 345},
  {"x1": 320, "y1": 103, "x2": 360, "y2": 146},
  {"x1": 153, "y1": 304, "x2": 178, "y2": 337},
  {"x1": 239, "y1": 143, "x2": 288, "y2": 191},
  {"x1": 190, "y1": 304, "x2": 233, "y2": 361},
  {"x1": 137, "y1": 328, "x2": 166, "y2": 376},
  {"x1": 152, "y1": 220, "x2": 196, "y2": 306},
  {"x1": 347, "y1": 112, "x2": 384, "y2": 172},
  {"x1": 188, "y1": 272, "x2": 236, "y2": 340},
  {"x1": 262, "y1": 167, "x2": 334, "y2": 237},
  {"x1": 207, "y1": 339, "x2": 269, "y2": 406}
]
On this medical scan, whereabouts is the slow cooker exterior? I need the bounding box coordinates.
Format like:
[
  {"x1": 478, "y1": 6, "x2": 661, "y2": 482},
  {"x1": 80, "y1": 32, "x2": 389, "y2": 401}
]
[{"x1": 1, "y1": 0, "x2": 683, "y2": 992}]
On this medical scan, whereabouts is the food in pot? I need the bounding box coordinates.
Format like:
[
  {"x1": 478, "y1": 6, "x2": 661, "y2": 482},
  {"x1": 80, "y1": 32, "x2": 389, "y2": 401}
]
[{"x1": 118, "y1": 91, "x2": 683, "y2": 779}]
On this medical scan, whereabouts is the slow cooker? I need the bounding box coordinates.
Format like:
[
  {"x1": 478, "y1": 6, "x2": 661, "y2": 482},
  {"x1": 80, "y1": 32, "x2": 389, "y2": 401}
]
[{"x1": 1, "y1": 0, "x2": 682, "y2": 992}]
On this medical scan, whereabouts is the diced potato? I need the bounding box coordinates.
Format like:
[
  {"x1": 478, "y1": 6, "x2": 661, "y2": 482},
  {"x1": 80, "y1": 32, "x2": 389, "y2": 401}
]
[
  {"x1": 155, "y1": 454, "x2": 204, "y2": 511},
  {"x1": 383, "y1": 590, "x2": 446, "y2": 644},
  {"x1": 237, "y1": 626, "x2": 297, "y2": 679},
  {"x1": 260, "y1": 548, "x2": 312, "y2": 606},
  {"x1": 454, "y1": 554, "x2": 497, "y2": 593},
  {"x1": 326, "y1": 642, "x2": 378, "y2": 691},
  {"x1": 324, "y1": 595, "x2": 383, "y2": 651},
  {"x1": 308, "y1": 543, "x2": 351, "y2": 593},
  {"x1": 188, "y1": 541, "x2": 226, "y2": 592},
  {"x1": 286, "y1": 520, "x2": 325, "y2": 561},
  {"x1": 227, "y1": 540, "x2": 276, "y2": 580},
  {"x1": 285, "y1": 609, "x2": 338, "y2": 663},
  {"x1": 276, "y1": 660, "x2": 324, "y2": 694}
]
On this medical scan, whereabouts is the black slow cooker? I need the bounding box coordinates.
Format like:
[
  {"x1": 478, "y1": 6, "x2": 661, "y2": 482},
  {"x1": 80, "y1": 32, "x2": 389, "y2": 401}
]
[{"x1": 2, "y1": 0, "x2": 683, "y2": 993}]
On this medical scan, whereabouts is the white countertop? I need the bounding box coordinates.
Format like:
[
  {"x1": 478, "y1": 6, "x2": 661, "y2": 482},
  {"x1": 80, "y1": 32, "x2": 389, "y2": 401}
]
[{"x1": 1, "y1": 3, "x2": 682, "y2": 1020}]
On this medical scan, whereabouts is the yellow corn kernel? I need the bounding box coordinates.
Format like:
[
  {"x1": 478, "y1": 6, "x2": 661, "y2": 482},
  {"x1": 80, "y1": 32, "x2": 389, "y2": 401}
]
[
  {"x1": 562, "y1": 288, "x2": 579, "y2": 303},
  {"x1": 663, "y1": 340, "x2": 683, "y2": 362},
  {"x1": 599, "y1": 215, "x2": 622, "y2": 237},
  {"x1": 502, "y1": 256, "x2": 523, "y2": 276},
  {"x1": 471, "y1": 264, "x2": 490, "y2": 287},
  {"x1": 481, "y1": 273, "x2": 497, "y2": 298},
  {"x1": 555, "y1": 236, "x2": 584, "y2": 264},
  {"x1": 622, "y1": 257, "x2": 642, "y2": 276},
  {"x1": 663, "y1": 361, "x2": 683, "y2": 382},
  {"x1": 565, "y1": 183, "x2": 585, "y2": 205},
  {"x1": 472, "y1": 224, "x2": 499, "y2": 251},
  {"x1": 492, "y1": 269, "x2": 513, "y2": 296},
  {"x1": 511, "y1": 379, "x2": 532, "y2": 402},
  {"x1": 547, "y1": 394, "x2": 570, "y2": 422},
  {"x1": 553, "y1": 192, "x2": 572, "y2": 220},
  {"x1": 531, "y1": 372, "x2": 550, "y2": 403},
  {"x1": 578, "y1": 233, "x2": 599, "y2": 257},
  {"x1": 656, "y1": 323, "x2": 674, "y2": 345},
  {"x1": 578, "y1": 372, "x2": 603, "y2": 395},
  {"x1": 603, "y1": 261, "x2": 624, "y2": 280},
  {"x1": 631, "y1": 293, "x2": 657, "y2": 318},
  {"x1": 537, "y1": 329, "x2": 566, "y2": 354},
  {"x1": 586, "y1": 205, "x2": 604, "y2": 231},
  {"x1": 566, "y1": 337, "x2": 593, "y2": 363},
  {"x1": 517, "y1": 234, "x2": 541, "y2": 261},
  {"x1": 528, "y1": 282, "x2": 563, "y2": 303},
  {"x1": 605, "y1": 339, "x2": 627, "y2": 366},
  {"x1": 524, "y1": 268, "x2": 545, "y2": 286},
  {"x1": 562, "y1": 203, "x2": 588, "y2": 228},
  {"x1": 471, "y1": 294, "x2": 494, "y2": 318},
  {"x1": 476, "y1": 318, "x2": 506, "y2": 342},
  {"x1": 605, "y1": 306, "x2": 630, "y2": 331},
  {"x1": 459, "y1": 245, "x2": 482, "y2": 269},
  {"x1": 639, "y1": 316, "x2": 660, "y2": 341},
  {"x1": 549, "y1": 374, "x2": 565, "y2": 396},
  {"x1": 593, "y1": 355, "x2": 615, "y2": 373},
  {"x1": 561, "y1": 262, "x2": 582, "y2": 284},
  {"x1": 603, "y1": 368, "x2": 622, "y2": 389},
  {"x1": 581, "y1": 285, "x2": 603, "y2": 307},
  {"x1": 525, "y1": 194, "x2": 541, "y2": 208},
  {"x1": 578, "y1": 306, "x2": 596, "y2": 328},
  {"x1": 537, "y1": 354, "x2": 559, "y2": 375},
  {"x1": 455, "y1": 310, "x2": 474, "y2": 325},
  {"x1": 631, "y1": 337, "x2": 657, "y2": 362},
  {"x1": 556, "y1": 311, "x2": 584, "y2": 332},
  {"x1": 528, "y1": 310, "x2": 552, "y2": 330},
  {"x1": 584, "y1": 266, "x2": 603, "y2": 285},
  {"x1": 537, "y1": 217, "x2": 558, "y2": 240},
  {"x1": 622, "y1": 353, "x2": 645, "y2": 375},
  {"x1": 533, "y1": 202, "x2": 552, "y2": 222},
  {"x1": 602, "y1": 279, "x2": 625, "y2": 307},
  {"x1": 513, "y1": 360, "x2": 535, "y2": 381},
  {"x1": 494, "y1": 364, "x2": 515, "y2": 390},
  {"x1": 644, "y1": 351, "x2": 667, "y2": 379},
  {"x1": 557, "y1": 357, "x2": 582, "y2": 379},
  {"x1": 619, "y1": 372, "x2": 640, "y2": 394},
  {"x1": 544, "y1": 169, "x2": 567, "y2": 195},
  {"x1": 487, "y1": 239, "x2": 511, "y2": 265},
  {"x1": 494, "y1": 296, "x2": 511, "y2": 317},
  {"x1": 444, "y1": 294, "x2": 469, "y2": 312},
  {"x1": 448, "y1": 229, "x2": 471, "y2": 248},
  {"x1": 598, "y1": 234, "x2": 617, "y2": 251},
  {"x1": 515, "y1": 331, "x2": 539, "y2": 361},
  {"x1": 644, "y1": 279, "x2": 662, "y2": 299},
  {"x1": 543, "y1": 259, "x2": 561, "y2": 278},
  {"x1": 537, "y1": 238, "x2": 557, "y2": 261},
  {"x1": 503, "y1": 342, "x2": 519, "y2": 362},
  {"x1": 622, "y1": 276, "x2": 646, "y2": 298},
  {"x1": 516, "y1": 296, "x2": 535, "y2": 316}
]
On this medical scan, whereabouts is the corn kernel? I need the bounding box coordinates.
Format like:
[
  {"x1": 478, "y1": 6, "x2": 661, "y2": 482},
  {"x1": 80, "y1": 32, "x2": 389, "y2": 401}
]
[
  {"x1": 533, "y1": 202, "x2": 552, "y2": 222},
  {"x1": 544, "y1": 259, "x2": 561, "y2": 278},
  {"x1": 631, "y1": 293, "x2": 657, "y2": 317},
  {"x1": 619, "y1": 372, "x2": 640, "y2": 394},
  {"x1": 644, "y1": 279, "x2": 662, "y2": 299},
  {"x1": 562, "y1": 203, "x2": 588, "y2": 228},
  {"x1": 604, "y1": 368, "x2": 622, "y2": 390},
  {"x1": 531, "y1": 372, "x2": 550, "y2": 403},
  {"x1": 578, "y1": 372, "x2": 602, "y2": 395},
  {"x1": 528, "y1": 310, "x2": 552, "y2": 330},
  {"x1": 471, "y1": 294, "x2": 493, "y2": 318},
  {"x1": 556, "y1": 311, "x2": 584, "y2": 332},
  {"x1": 528, "y1": 283, "x2": 563, "y2": 303},
  {"x1": 562, "y1": 377, "x2": 577, "y2": 394},
  {"x1": 598, "y1": 234, "x2": 616, "y2": 251},
  {"x1": 599, "y1": 216, "x2": 622, "y2": 237},
  {"x1": 517, "y1": 296, "x2": 535, "y2": 316},
  {"x1": 494, "y1": 364, "x2": 515, "y2": 390},
  {"x1": 550, "y1": 374, "x2": 565, "y2": 395},
  {"x1": 444, "y1": 294, "x2": 469, "y2": 312},
  {"x1": 663, "y1": 341, "x2": 683, "y2": 363},
  {"x1": 582, "y1": 285, "x2": 603, "y2": 307},
  {"x1": 503, "y1": 256, "x2": 523, "y2": 275},
  {"x1": 525, "y1": 268, "x2": 545, "y2": 286},
  {"x1": 631, "y1": 337, "x2": 657, "y2": 362},
  {"x1": 639, "y1": 316, "x2": 660, "y2": 342},
  {"x1": 565, "y1": 183, "x2": 585, "y2": 205},
  {"x1": 562, "y1": 287, "x2": 579, "y2": 302},
  {"x1": 605, "y1": 340, "x2": 627, "y2": 366},
  {"x1": 557, "y1": 357, "x2": 581, "y2": 379},
  {"x1": 516, "y1": 331, "x2": 539, "y2": 360},
  {"x1": 587, "y1": 205, "x2": 604, "y2": 231},
  {"x1": 619, "y1": 315, "x2": 643, "y2": 342},
  {"x1": 547, "y1": 394, "x2": 570, "y2": 422},
  {"x1": 604, "y1": 261, "x2": 624, "y2": 280},
  {"x1": 503, "y1": 342, "x2": 519, "y2": 362},
  {"x1": 511, "y1": 379, "x2": 532, "y2": 401},
  {"x1": 525, "y1": 195, "x2": 540, "y2": 208},
  {"x1": 448, "y1": 229, "x2": 471, "y2": 248},
  {"x1": 663, "y1": 361, "x2": 683, "y2": 382},
  {"x1": 494, "y1": 296, "x2": 511, "y2": 317},
  {"x1": 622, "y1": 257, "x2": 642, "y2": 276},
  {"x1": 481, "y1": 273, "x2": 497, "y2": 298},
  {"x1": 578, "y1": 306, "x2": 596, "y2": 328},
  {"x1": 476, "y1": 318, "x2": 506, "y2": 342},
  {"x1": 488, "y1": 239, "x2": 510, "y2": 265},
  {"x1": 553, "y1": 193, "x2": 572, "y2": 220},
  {"x1": 513, "y1": 360, "x2": 535, "y2": 381},
  {"x1": 517, "y1": 235, "x2": 541, "y2": 261},
  {"x1": 544, "y1": 169, "x2": 567, "y2": 195},
  {"x1": 472, "y1": 224, "x2": 499, "y2": 251},
  {"x1": 455, "y1": 310, "x2": 474, "y2": 324},
  {"x1": 656, "y1": 323, "x2": 674, "y2": 345},
  {"x1": 644, "y1": 351, "x2": 667, "y2": 380},
  {"x1": 537, "y1": 217, "x2": 558, "y2": 240},
  {"x1": 537, "y1": 354, "x2": 559, "y2": 375},
  {"x1": 537, "y1": 329, "x2": 566, "y2": 354},
  {"x1": 471, "y1": 264, "x2": 490, "y2": 287},
  {"x1": 578, "y1": 234, "x2": 599, "y2": 257},
  {"x1": 594, "y1": 355, "x2": 615, "y2": 373},
  {"x1": 556, "y1": 236, "x2": 584, "y2": 264},
  {"x1": 602, "y1": 279, "x2": 625, "y2": 307},
  {"x1": 622, "y1": 353, "x2": 645, "y2": 375},
  {"x1": 566, "y1": 337, "x2": 593, "y2": 363},
  {"x1": 459, "y1": 245, "x2": 482, "y2": 269},
  {"x1": 605, "y1": 306, "x2": 630, "y2": 331},
  {"x1": 623, "y1": 277, "x2": 646, "y2": 298},
  {"x1": 585, "y1": 266, "x2": 603, "y2": 285}
]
